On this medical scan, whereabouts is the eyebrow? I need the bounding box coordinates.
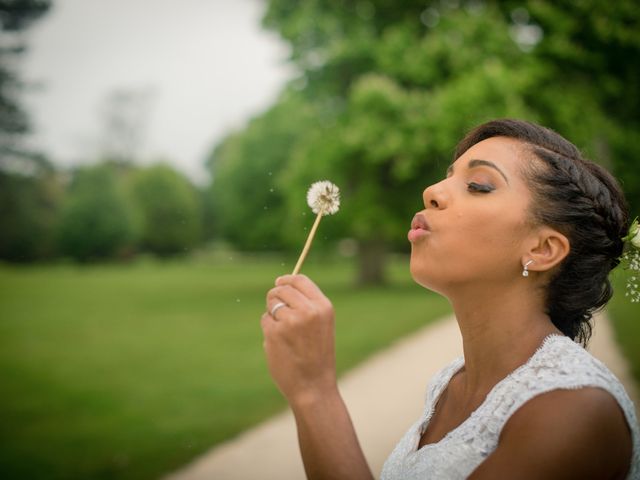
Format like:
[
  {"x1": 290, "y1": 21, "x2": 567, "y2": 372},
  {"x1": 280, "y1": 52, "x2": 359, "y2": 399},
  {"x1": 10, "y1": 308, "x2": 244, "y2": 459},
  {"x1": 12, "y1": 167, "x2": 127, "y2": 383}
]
[{"x1": 446, "y1": 159, "x2": 509, "y2": 184}]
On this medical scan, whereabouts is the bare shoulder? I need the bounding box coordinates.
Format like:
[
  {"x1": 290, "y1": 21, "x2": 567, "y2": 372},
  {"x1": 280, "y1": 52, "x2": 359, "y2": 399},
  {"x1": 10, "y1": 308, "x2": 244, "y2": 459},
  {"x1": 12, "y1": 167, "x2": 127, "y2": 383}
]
[{"x1": 469, "y1": 387, "x2": 633, "y2": 480}]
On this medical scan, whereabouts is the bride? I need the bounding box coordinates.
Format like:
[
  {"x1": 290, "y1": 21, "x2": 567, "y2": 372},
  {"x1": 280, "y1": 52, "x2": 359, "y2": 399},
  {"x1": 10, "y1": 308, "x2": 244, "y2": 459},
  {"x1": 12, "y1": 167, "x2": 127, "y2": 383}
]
[{"x1": 262, "y1": 119, "x2": 639, "y2": 479}]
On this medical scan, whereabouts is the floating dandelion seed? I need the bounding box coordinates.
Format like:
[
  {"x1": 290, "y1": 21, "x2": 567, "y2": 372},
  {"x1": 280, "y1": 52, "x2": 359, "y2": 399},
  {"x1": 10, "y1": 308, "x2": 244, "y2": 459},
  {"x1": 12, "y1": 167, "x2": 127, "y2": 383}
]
[{"x1": 292, "y1": 181, "x2": 340, "y2": 275}]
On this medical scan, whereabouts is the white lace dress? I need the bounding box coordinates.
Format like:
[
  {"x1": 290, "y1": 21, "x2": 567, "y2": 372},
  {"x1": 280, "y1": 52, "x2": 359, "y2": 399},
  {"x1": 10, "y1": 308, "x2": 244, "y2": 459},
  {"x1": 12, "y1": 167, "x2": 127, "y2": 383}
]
[{"x1": 380, "y1": 334, "x2": 640, "y2": 479}]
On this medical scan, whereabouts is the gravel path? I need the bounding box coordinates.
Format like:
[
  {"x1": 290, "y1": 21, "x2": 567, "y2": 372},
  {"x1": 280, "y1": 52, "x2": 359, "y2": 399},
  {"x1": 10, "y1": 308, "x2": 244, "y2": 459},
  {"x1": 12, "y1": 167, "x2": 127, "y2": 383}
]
[{"x1": 165, "y1": 311, "x2": 639, "y2": 480}]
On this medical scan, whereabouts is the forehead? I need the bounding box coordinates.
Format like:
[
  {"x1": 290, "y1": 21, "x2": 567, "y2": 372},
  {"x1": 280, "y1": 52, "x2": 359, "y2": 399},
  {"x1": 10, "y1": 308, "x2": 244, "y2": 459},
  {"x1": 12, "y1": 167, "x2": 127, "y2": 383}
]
[
  {"x1": 454, "y1": 136, "x2": 528, "y2": 173},
  {"x1": 455, "y1": 137, "x2": 525, "y2": 168}
]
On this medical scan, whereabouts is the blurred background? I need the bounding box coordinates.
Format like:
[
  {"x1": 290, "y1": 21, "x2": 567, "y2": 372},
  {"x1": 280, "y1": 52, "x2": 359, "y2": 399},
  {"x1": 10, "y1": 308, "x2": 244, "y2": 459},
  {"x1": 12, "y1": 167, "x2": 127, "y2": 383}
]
[{"x1": 1, "y1": 0, "x2": 639, "y2": 478}]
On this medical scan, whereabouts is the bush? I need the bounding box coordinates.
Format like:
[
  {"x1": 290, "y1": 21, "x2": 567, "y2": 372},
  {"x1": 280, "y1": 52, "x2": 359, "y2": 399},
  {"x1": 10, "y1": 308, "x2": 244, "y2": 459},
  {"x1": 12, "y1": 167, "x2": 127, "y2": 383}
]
[
  {"x1": 57, "y1": 164, "x2": 138, "y2": 261},
  {"x1": 0, "y1": 170, "x2": 62, "y2": 262},
  {"x1": 130, "y1": 163, "x2": 201, "y2": 256}
]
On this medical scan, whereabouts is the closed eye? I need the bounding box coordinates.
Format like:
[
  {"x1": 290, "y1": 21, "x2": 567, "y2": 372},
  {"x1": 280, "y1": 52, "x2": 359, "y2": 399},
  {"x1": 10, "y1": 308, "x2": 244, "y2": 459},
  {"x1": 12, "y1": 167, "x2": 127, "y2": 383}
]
[{"x1": 467, "y1": 182, "x2": 495, "y2": 193}]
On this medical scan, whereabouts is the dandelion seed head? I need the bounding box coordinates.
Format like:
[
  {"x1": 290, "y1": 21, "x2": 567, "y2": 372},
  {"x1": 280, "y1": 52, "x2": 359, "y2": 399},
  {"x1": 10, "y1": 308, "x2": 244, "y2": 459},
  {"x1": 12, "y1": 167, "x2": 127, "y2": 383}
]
[{"x1": 306, "y1": 180, "x2": 340, "y2": 216}]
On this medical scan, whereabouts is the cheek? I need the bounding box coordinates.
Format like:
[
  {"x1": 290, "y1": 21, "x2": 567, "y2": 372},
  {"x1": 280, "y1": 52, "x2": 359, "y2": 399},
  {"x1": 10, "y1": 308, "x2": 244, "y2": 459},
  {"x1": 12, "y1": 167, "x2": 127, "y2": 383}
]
[
  {"x1": 444, "y1": 211, "x2": 500, "y2": 255},
  {"x1": 460, "y1": 206, "x2": 523, "y2": 242},
  {"x1": 421, "y1": 212, "x2": 520, "y2": 272},
  {"x1": 459, "y1": 213, "x2": 527, "y2": 274},
  {"x1": 409, "y1": 205, "x2": 529, "y2": 288}
]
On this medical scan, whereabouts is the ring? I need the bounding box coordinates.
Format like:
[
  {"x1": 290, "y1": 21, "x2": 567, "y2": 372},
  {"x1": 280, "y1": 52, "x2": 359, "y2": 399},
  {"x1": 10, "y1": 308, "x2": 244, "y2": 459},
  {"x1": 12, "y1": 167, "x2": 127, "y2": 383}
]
[{"x1": 270, "y1": 302, "x2": 287, "y2": 317}]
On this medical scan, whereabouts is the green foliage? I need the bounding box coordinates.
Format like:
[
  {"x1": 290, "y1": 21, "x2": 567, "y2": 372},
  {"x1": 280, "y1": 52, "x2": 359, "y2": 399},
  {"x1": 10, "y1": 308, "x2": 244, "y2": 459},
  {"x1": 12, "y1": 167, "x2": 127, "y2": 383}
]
[
  {"x1": 206, "y1": 91, "x2": 317, "y2": 252},
  {"x1": 208, "y1": 0, "x2": 640, "y2": 284},
  {"x1": 271, "y1": 6, "x2": 544, "y2": 263},
  {"x1": 57, "y1": 164, "x2": 138, "y2": 261},
  {"x1": 0, "y1": 0, "x2": 51, "y2": 157},
  {"x1": 607, "y1": 268, "x2": 640, "y2": 382},
  {"x1": 0, "y1": 0, "x2": 50, "y2": 30},
  {"x1": 517, "y1": 0, "x2": 640, "y2": 209},
  {"x1": 129, "y1": 163, "x2": 201, "y2": 256},
  {"x1": 0, "y1": 169, "x2": 62, "y2": 261},
  {"x1": 1, "y1": 159, "x2": 208, "y2": 263},
  {"x1": 0, "y1": 1, "x2": 59, "y2": 262}
]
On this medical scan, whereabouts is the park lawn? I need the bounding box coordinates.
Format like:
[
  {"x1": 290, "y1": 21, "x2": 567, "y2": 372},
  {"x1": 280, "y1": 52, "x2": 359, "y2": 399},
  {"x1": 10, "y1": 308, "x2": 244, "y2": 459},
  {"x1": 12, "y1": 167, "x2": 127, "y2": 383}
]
[
  {"x1": 0, "y1": 254, "x2": 451, "y2": 480},
  {"x1": 606, "y1": 267, "x2": 640, "y2": 383}
]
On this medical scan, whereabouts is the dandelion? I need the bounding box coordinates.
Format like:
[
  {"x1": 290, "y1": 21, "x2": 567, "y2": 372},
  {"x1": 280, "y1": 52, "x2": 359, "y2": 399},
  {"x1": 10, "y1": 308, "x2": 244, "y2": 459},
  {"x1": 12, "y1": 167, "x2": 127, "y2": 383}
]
[
  {"x1": 306, "y1": 181, "x2": 340, "y2": 216},
  {"x1": 292, "y1": 181, "x2": 340, "y2": 275}
]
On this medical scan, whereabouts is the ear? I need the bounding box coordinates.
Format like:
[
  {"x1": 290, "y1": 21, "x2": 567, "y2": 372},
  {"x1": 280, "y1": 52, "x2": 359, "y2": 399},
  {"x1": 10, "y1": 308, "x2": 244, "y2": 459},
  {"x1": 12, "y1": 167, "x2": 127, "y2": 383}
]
[{"x1": 524, "y1": 226, "x2": 570, "y2": 274}]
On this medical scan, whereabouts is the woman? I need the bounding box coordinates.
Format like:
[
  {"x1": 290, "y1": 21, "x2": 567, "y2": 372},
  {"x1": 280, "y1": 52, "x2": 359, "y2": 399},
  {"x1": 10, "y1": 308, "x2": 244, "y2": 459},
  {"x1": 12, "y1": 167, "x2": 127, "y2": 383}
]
[{"x1": 262, "y1": 119, "x2": 640, "y2": 479}]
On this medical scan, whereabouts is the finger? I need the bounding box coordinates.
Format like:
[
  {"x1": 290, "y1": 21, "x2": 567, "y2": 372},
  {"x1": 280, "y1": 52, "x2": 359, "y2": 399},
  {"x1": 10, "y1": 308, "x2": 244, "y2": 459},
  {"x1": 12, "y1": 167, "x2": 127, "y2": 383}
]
[
  {"x1": 260, "y1": 313, "x2": 275, "y2": 351},
  {"x1": 266, "y1": 301, "x2": 290, "y2": 322},
  {"x1": 261, "y1": 311, "x2": 274, "y2": 333},
  {"x1": 264, "y1": 294, "x2": 291, "y2": 322},
  {"x1": 261, "y1": 311, "x2": 282, "y2": 336},
  {"x1": 274, "y1": 274, "x2": 326, "y2": 301},
  {"x1": 266, "y1": 285, "x2": 309, "y2": 312}
]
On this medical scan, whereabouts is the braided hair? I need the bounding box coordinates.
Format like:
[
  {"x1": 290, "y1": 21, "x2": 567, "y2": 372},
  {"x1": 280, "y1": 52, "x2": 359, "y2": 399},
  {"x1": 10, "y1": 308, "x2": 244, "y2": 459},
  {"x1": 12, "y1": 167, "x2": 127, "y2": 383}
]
[{"x1": 455, "y1": 119, "x2": 630, "y2": 346}]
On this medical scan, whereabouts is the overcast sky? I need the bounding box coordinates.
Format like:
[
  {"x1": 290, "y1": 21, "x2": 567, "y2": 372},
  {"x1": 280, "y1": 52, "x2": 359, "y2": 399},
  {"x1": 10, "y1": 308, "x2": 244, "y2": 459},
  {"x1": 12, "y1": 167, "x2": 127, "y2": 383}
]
[{"x1": 21, "y1": 0, "x2": 294, "y2": 184}]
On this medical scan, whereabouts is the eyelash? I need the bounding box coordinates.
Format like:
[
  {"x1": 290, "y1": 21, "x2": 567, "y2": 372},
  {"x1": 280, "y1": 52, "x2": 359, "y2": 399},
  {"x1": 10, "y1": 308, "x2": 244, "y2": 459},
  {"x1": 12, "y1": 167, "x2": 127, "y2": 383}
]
[{"x1": 466, "y1": 182, "x2": 495, "y2": 193}]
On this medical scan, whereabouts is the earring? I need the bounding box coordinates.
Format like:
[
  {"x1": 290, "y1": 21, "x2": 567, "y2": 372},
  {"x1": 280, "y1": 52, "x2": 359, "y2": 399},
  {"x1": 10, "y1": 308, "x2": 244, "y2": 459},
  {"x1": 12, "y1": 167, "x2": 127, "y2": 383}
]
[{"x1": 522, "y1": 260, "x2": 534, "y2": 277}]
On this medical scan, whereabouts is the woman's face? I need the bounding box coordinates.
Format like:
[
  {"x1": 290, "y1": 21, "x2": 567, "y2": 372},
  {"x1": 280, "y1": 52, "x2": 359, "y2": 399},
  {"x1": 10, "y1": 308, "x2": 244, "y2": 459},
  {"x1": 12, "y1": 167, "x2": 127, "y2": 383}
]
[{"x1": 409, "y1": 136, "x2": 535, "y2": 295}]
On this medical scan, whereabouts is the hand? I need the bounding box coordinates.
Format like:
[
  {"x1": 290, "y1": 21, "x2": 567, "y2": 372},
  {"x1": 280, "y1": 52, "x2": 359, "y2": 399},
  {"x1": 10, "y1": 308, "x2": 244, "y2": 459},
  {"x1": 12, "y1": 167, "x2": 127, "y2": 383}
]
[{"x1": 261, "y1": 274, "x2": 337, "y2": 405}]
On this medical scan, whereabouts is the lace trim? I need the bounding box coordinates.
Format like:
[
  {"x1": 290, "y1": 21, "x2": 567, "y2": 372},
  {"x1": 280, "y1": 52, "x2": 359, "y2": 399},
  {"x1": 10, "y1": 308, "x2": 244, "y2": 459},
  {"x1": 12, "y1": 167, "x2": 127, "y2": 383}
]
[
  {"x1": 416, "y1": 333, "x2": 566, "y2": 450},
  {"x1": 382, "y1": 334, "x2": 640, "y2": 480}
]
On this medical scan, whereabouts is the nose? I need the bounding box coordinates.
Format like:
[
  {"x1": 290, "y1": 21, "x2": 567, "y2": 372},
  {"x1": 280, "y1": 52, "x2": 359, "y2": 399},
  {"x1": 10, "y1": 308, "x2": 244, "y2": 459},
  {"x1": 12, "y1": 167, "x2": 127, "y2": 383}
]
[{"x1": 422, "y1": 180, "x2": 447, "y2": 210}]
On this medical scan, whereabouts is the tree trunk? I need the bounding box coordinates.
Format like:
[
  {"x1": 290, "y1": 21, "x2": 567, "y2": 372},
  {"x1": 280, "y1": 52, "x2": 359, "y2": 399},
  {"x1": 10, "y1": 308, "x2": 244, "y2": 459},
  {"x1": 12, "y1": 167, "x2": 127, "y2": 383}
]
[{"x1": 356, "y1": 238, "x2": 387, "y2": 286}]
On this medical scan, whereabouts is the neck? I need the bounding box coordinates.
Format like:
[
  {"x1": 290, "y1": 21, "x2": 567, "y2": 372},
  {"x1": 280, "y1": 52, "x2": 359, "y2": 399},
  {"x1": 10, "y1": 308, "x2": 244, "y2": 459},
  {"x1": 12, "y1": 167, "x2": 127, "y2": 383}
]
[{"x1": 448, "y1": 281, "x2": 563, "y2": 398}]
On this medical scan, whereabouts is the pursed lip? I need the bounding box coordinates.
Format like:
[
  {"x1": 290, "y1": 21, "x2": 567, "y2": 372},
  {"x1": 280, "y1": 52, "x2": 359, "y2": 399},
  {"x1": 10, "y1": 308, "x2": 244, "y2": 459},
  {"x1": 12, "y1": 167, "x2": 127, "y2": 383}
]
[{"x1": 411, "y1": 213, "x2": 431, "y2": 231}]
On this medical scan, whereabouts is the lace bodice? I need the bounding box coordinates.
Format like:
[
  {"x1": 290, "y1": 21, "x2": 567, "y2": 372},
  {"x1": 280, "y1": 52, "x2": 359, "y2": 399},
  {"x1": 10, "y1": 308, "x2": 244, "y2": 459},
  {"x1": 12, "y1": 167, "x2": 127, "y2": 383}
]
[{"x1": 380, "y1": 334, "x2": 640, "y2": 479}]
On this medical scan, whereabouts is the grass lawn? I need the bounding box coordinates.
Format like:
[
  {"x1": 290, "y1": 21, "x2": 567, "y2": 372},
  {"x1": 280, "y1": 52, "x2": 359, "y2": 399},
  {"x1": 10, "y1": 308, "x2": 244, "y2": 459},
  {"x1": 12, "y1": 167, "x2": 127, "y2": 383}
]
[{"x1": 0, "y1": 253, "x2": 451, "y2": 480}]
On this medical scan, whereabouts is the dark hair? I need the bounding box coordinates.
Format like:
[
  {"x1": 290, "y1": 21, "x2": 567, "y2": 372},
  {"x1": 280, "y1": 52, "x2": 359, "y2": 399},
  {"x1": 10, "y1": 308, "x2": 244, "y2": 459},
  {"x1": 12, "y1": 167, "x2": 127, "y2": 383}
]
[{"x1": 455, "y1": 119, "x2": 630, "y2": 346}]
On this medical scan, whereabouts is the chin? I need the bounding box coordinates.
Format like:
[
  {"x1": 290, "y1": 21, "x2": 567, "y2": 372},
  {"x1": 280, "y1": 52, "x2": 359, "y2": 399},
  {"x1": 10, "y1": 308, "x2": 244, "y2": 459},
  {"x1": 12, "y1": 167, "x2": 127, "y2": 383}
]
[
  {"x1": 410, "y1": 264, "x2": 438, "y2": 292},
  {"x1": 409, "y1": 260, "x2": 454, "y2": 298},
  {"x1": 416, "y1": 278, "x2": 446, "y2": 296}
]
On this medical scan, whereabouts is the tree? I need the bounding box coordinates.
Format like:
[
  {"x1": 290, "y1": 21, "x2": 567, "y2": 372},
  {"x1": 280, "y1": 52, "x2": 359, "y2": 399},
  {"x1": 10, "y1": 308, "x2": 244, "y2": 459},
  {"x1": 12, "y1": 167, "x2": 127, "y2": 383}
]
[
  {"x1": 97, "y1": 87, "x2": 155, "y2": 164},
  {"x1": 0, "y1": 1, "x2": 58, "y2": 262},
  {"x1": 274, "y1": 0, "x2": 640, "y2": 283},
  {"x1": 0, "y1": 163, "x2": 62, "y2": 261},
  {"x1": 206, "y1": 90, "x2": 318, "y2": 252},
  {"x1": 259, "y1": 2, "x2": 540, "y2": 283},
  {"x1": 129, "y1": 163, "x2": 201, "y2": 256},
  {"x1": 210, "y1": 0, "x2": 640, "y2": 284},
  {"x1": 514, "y1": 0, "x2": 640, "y2": 208},
  {"x1": 57, "y1": 163, "x2": 138, "y2": 261},
  {"x1": 0, "y1": 0, "x2": 51, "y2": 166}
]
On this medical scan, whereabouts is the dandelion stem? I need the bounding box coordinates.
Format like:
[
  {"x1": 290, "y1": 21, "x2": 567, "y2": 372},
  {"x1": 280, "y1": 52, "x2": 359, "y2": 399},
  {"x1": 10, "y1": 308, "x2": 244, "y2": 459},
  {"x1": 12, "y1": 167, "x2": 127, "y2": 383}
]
[{"x1": 292, "y1": 209, "x2": 324, "y2": 275}]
